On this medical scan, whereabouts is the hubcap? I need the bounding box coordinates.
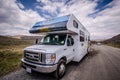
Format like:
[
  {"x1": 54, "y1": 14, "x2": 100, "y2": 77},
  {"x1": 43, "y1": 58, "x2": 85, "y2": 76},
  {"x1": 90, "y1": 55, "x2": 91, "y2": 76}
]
[{"x1": 59, "y1": 63, "x2": 65, "y2": 76}]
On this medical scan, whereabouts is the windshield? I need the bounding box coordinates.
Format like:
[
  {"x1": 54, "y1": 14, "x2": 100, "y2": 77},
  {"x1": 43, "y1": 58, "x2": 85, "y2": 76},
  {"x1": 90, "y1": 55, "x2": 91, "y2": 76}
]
[{"x1": 39, "y1": 34, "x2": 66, "y2": 45}]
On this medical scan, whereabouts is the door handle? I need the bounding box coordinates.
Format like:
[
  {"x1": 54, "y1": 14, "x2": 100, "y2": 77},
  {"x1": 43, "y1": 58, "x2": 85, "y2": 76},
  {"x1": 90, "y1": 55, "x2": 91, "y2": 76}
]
[
  {"x1": 73, "y1": 49, "x2": 75, "y2": 52},
  {"x1": 64, "y1": 48, "x2": 67, "y2": 50}
]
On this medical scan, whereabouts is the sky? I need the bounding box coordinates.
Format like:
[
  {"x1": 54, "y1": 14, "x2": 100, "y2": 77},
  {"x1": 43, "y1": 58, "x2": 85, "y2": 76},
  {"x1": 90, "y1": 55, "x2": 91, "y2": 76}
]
[{"x1": 0, "y1": 0, "x2": 120, "y2": 40}]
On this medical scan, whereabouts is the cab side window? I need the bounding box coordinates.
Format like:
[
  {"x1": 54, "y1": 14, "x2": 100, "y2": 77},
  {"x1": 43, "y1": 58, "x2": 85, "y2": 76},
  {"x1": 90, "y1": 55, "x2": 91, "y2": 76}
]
[
  {"x1": 67, "y1": 36, "x2": 74, "y2": 46},
  {"x1": 67, "y1": 39, "x2": 71, "y2": 46}
]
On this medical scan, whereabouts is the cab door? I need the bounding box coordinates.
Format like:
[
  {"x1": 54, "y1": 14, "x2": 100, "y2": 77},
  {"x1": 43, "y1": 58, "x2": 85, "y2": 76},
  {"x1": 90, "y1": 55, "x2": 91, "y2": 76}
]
[{"x1": 65, "y1": 35, "x2": 74, "y2": 63}]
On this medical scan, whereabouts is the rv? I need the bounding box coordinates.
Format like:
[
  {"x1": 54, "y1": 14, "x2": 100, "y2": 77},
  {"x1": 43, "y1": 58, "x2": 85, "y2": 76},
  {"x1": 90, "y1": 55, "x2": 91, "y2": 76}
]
[{"x1": 21, "y1": 14, "x2": 90, "y2": 79}]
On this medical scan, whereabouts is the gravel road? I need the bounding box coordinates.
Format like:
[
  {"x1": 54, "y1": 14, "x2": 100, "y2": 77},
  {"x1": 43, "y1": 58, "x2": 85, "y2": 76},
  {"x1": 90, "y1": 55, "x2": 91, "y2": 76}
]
[{"x1": 0, "y1": 45, "x2": 120, "y2": 80}]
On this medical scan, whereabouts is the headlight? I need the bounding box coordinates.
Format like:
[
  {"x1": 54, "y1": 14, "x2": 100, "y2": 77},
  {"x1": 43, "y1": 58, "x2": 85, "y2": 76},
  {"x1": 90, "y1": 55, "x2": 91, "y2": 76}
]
[{"x1": 45, "y1": 53, "x2": 56, "y2": 64}]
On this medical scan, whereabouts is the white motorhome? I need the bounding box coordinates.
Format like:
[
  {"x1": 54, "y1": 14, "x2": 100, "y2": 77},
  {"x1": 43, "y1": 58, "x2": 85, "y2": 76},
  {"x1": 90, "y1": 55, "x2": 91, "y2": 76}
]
[{"x1": 21, "y1": 14, "x2": 90, "y2": 79}]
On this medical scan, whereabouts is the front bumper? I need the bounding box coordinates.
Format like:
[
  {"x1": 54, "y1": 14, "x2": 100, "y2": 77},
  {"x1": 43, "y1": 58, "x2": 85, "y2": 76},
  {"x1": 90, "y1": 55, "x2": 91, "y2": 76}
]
[{"x1": 21, "y1": 59, "x2": 57, "y2": 73}]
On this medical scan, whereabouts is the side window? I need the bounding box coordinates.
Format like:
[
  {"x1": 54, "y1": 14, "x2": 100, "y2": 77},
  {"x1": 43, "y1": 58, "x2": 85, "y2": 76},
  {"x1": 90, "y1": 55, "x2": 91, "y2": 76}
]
[
  {"x1": 71, "y1": 37, "x2": 74, "y2": 45},
  {"x1": 73, "y1": 20, "x2": 78, "y2": 28},
  {"x1": 80, "y1": 30, "x2": 85, "y2": 42},
  {"x1": 67, "y1": 36, "x2": 74, "y2": 46},
  {"x1": 67, "y1": 39, "x2": 71, "y2": 46}
]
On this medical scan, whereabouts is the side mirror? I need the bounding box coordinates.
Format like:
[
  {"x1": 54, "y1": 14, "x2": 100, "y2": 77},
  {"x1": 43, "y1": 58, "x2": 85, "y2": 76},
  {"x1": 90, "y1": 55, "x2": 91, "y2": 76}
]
[{"x1": 35, "y1": 39, "x2": 38, "y2": 44}]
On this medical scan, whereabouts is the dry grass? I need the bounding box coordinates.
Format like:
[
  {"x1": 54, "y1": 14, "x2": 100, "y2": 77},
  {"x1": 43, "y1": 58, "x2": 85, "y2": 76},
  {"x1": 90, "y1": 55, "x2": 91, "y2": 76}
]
[
  {"x1": 0, "y1": 36, "x2": 34, "y2": 77},
  {"x1": 106, "y1": 43, "x2": 120, "y2": 48}
]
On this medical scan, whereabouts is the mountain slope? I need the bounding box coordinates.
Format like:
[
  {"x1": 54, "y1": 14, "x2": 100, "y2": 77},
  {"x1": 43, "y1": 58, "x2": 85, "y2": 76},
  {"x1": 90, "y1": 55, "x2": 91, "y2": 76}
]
[
  {"x1": 0, "y1": 35, "x2": 35, "y2": 46},
  {"x1": 103, "y1": 34, "x2": 120, "y2": 48}
]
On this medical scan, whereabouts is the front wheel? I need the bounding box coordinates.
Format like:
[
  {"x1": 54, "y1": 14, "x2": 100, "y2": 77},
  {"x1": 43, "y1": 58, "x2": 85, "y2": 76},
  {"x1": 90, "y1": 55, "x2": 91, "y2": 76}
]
[{"x1": 54, "y1": 59, "x2": 66, "y2": 79}]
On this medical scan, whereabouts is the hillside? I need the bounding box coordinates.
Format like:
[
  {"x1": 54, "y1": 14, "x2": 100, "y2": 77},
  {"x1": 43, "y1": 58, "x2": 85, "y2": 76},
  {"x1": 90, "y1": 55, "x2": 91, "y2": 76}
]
[
  {"x1": 21, "y1": 35, "x2": 42, "y2": 40},
  {"x1": 103, "y1": 34, "x2": 120, "y2": 48},
  {"x1": 0, "y1": 35, "x2": 33, "y2": 46},
  {"x1": 11, "y1": 35, "x2": 43, "y2": 40},
  {"x1": 0, "y1": 35, "x2": 34, "y2": 76}
]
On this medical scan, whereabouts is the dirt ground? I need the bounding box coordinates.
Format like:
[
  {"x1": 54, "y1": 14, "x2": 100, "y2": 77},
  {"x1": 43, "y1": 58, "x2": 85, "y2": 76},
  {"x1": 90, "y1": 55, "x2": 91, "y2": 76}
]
[{"x1": 1, "y1": 45, "x2": 120, "y2": 80}]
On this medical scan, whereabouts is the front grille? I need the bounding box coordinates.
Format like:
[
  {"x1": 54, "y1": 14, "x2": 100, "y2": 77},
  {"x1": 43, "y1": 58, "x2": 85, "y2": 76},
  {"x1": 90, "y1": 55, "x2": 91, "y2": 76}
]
[{"x1": 24, "y1": 51, "x2": 45, "y2": 64}]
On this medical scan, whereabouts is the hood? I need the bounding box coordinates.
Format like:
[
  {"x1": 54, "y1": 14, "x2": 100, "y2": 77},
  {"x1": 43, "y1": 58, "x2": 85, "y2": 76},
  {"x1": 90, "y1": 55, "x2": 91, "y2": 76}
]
[{"x1": 24, "y1": 44, "x2": 65, "y2": 53}]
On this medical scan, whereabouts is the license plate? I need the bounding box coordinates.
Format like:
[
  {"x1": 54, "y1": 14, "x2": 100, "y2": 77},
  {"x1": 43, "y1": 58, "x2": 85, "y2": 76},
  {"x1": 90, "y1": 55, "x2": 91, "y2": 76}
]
[{"x1": 26, "y1": 67, "x2": 31, "y2": 73}]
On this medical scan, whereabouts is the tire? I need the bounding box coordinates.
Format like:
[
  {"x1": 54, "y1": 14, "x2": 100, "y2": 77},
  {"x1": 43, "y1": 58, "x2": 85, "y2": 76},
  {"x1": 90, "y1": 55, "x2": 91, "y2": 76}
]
[{"x1": 54, "y1": 59, "x2": 66, "y2": 79}]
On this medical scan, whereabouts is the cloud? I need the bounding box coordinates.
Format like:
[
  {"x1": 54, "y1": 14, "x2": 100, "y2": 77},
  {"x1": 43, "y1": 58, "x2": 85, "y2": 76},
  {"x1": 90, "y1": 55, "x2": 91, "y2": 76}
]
[
  {"x1": 17, "y1": 2, "x2": 25, "y2": 9},
  {"x1": 86, "y1": 0, "x2": 120, "y2": 39},
  {"x1": 56, "y1": 0, "x2": 120, "y2": 39},
  {"x1": 0, "y1": 0, "x2": 120, "y2": 40},
  {"x1": 36, "y1": 0, "x2": 65, "y2": 17},
  {"x1": 0, "y1": 0, "x2": 44, "y2": 35}
]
